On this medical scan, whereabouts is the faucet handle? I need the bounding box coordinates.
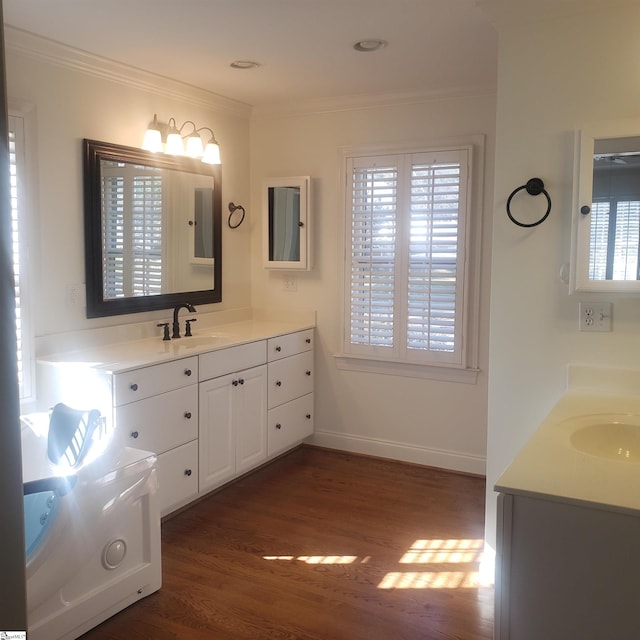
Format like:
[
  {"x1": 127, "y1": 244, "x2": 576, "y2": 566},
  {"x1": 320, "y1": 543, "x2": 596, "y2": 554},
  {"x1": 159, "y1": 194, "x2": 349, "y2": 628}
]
[
  {"x1": 157, "y1": 322, "x2": 171, "y2": 341},
  {"x1": 185, "y1": 318, "x2": 197, "y2": 337}
]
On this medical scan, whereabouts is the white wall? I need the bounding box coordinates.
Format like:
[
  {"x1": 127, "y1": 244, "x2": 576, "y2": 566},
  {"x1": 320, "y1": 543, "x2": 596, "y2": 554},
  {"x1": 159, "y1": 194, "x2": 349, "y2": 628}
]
[
  {"x1": 250, "y1": 93, "x2": 496, "y2": 474},
  {"x1": 485, "y1": 0, "x2": 640, "y2": 550},
  {"x1": 5, "y1": 29, "x2": 252, "y2": 341}
]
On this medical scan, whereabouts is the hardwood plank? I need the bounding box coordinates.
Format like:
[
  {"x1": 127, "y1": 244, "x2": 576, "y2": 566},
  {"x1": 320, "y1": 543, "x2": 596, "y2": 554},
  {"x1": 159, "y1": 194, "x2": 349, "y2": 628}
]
[{"x1": 79, "y1": 447, "x2": 493, "y2": 639}]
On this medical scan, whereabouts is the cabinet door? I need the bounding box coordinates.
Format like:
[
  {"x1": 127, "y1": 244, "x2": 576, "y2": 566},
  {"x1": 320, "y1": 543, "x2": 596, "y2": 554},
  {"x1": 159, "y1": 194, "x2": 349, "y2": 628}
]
[
  {"x1": 267, "y1": 392, "x2": 313, "y2": 457},
  {"x1": 268, "y1": 350, "x2": 313, "y2": 408},
  {"x1": 199, "y1": 372, "x2": 235, "y2": 492},
  {"x1": 116, "y1": 385, "x2": 198, "y2": 454},
  {"x1": 198, "y1": 365, "x2": 267, "y2": 493},
  {"x1": 235, "y1": 365, "x2": 267, "y2": 475},
  {"x1": 157, "y1": 441, "x2": 198, "y2": 516}
]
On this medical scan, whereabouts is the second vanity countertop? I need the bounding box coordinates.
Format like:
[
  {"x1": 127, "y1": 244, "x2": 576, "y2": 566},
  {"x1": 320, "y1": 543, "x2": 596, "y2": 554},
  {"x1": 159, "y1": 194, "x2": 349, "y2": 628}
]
[
  {"x1": 37, "y1": 318, "x2": 315, "y2": 375},
  {"x1": 495, "y1": 388, "x2": 640, "y2": 515}
]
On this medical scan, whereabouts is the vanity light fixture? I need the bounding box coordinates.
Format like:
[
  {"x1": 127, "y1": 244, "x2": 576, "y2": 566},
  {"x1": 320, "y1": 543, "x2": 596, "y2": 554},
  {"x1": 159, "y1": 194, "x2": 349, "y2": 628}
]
[{"x1": 142, "y1": 114, "x2": 221, "y2": 165}]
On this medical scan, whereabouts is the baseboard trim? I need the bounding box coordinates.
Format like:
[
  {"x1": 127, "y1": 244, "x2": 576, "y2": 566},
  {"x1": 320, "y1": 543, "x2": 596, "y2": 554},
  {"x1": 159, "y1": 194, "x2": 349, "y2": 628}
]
[{"x1": 307, "y1": 430, "x2": 486, "y2": 476}]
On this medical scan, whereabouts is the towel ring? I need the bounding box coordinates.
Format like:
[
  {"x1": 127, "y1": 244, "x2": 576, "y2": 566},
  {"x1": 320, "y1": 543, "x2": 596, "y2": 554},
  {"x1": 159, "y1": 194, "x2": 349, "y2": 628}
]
[
  {"x1": 228, "y1": 202, "x2": 246, "y2": 229},
  {"x1": 506, "y1": 178, "x2": 551, "y2": 228}
]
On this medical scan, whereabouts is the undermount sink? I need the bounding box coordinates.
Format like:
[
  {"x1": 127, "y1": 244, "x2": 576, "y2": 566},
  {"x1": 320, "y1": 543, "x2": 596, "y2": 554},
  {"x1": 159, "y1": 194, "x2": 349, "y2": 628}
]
[
  {"x1": 569, "y1": 415, "x2": 640, "y2": 462},
  {"x1": 172, "y1": 335, "x2": 227, "y2": 349}
]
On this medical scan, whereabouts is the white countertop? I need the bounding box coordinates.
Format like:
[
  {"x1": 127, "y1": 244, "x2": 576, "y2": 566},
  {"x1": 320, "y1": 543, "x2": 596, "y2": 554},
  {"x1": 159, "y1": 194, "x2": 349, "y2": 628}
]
[
  {"x1": 495, "y1": 389, "x2": 640, "y2": 515},
  {"x1": 37, "y1": 318, "x2": 315, "y2": 374}
]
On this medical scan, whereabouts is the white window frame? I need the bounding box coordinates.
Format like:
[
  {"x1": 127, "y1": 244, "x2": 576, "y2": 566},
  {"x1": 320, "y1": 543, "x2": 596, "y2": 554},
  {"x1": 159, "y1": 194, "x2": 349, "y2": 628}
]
[
  {"x1": 9, "y1": 109, "x2": 36, "y2": 405},
  {"x1": 336, "y1": 137, "x2": 484, "y2": 384}
]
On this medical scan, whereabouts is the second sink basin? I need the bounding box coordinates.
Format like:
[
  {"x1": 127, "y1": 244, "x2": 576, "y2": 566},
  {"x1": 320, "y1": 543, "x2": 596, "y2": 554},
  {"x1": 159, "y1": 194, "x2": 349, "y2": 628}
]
[{"x1": 569, "y1": 415, "x2": 640, "y2": 462}]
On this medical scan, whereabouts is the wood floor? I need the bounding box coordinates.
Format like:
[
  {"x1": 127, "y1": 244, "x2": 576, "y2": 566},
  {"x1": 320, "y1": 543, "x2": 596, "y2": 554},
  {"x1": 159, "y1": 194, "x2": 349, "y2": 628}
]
[{"x1": 80, "y1": 446, "x2": 494, "y2": 640}]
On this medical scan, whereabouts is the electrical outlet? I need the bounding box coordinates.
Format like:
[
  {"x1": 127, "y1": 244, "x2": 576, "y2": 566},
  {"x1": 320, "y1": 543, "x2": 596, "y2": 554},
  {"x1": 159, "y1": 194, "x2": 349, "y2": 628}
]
[
  {"x1": 283, "y1": 276, "x2": 297, "y2": 292},
  {"x1": 579, "y1": 302, "x2": 612, "y2": 332}
]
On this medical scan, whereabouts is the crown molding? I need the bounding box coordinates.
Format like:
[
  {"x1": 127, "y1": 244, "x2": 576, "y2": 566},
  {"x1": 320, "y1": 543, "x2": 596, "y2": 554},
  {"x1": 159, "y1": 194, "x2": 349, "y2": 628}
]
[
  {"x1": 4, "y1": 26, "x2": 252, "y2": 119},
  {"x1": 251, "y1": 84, "x2": 497, "y2": 120}
]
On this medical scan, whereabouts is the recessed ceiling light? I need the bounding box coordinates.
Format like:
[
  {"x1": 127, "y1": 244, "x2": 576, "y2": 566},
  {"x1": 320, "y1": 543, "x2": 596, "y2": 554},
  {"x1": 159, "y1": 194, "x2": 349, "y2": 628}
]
[
  {"x1": 353, "y1": 39, "x2": 388, "y2": 52},
  {"x1": 230, "y1": 60, "x2": 261, "y2": 70}
]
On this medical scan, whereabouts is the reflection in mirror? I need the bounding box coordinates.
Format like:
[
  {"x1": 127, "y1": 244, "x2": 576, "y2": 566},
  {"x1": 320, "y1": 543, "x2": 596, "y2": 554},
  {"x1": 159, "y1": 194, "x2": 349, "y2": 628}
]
[
  {"x1": 268, "y1": 185, "x2": 301, "y2": 262},
  {"x1": 263, "y1": 176, "x2": 311, "y2": 270},
  {"x1": 572, "y1": 129, "x2": 640, "y2": 292},
  {"x1": 84, "y1": 140, "x2": 222, "y2": 317},
  {"x1": 590, "y1": 137, "x2": 640, "y2": 281}
]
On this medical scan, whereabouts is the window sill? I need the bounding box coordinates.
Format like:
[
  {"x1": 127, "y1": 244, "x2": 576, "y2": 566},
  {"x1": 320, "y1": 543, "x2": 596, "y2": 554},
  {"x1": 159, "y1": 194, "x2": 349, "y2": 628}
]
[{"x1": 334, "y1": 354, "x2": 479, "y2": 384}]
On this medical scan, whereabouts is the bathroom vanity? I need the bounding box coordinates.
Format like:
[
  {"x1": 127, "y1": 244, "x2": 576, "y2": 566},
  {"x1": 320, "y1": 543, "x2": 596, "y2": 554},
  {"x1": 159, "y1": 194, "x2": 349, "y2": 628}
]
[
  {"x1": 495, "y1": 366, "x2": 640, "y2": 640},
  {"x1": 36, "y1": 318, "x2": 315, "y2": 517}
]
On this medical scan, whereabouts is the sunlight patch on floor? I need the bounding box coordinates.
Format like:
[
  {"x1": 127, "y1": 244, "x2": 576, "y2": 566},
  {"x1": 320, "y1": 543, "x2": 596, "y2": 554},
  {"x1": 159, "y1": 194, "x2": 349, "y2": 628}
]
[
  {"x1": 263, "y1": 555, "x2": 360, "y2": 564},
  {"x1": 379, "y1": 538, "x2": 484, "y2": 590}
]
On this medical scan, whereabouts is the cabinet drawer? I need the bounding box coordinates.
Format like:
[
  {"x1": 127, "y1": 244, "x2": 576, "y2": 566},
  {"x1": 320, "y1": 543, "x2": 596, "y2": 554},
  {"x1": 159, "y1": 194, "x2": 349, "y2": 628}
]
[
  {"x1": 114, "y1": 356, "x2": 198, "y2": 406},
  {"x1": 116, "y1": 385, "x2": 198, "y2": 454},
  {"x1": 157, "y1": 440, "x2": 198, "y2": 516},
  {"x1": 199, "y1": 340, "x2": 266, "y2": 381},
  {"x1": 267, "y1": 329, "x2": 313, "y2": 362},
  {"x1": 267, "y1": 393, "x2": 314, "y2": 457},
  {"x1": 268, "y1": 350, "x2": 313, "y2": 408}
]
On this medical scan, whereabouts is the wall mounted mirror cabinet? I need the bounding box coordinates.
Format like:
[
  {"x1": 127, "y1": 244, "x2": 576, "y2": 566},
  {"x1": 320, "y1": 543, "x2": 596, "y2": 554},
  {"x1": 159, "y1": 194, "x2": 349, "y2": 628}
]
[
  {"x1": 571, "y1": 122, "x2": 640, "y2": 292},
  {"x1": 263, "y1": 176, "x2": 311, "y2": 270},
  {"x1": 83, "y1": 139, "x2": 222, "y2": 317}
]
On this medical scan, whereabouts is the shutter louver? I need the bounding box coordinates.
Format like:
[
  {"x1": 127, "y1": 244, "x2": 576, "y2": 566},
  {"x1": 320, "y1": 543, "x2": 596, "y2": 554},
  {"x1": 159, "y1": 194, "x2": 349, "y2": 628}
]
[
  {"x1": 102, "y1": 162, "x2": 164, "y2": 298},
  {"x1": 349, "y1": 165, "x2": 397, "y2": 348},
  {"x1": 408, "y1": 162, "x2": 461, "y2": 354}
]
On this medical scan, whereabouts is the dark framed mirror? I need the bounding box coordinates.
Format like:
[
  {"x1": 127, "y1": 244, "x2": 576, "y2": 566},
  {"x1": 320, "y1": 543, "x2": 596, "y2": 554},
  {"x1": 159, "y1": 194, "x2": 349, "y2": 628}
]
[{"x1": 83, "y1": 139, "x2": 222, "y2": 317}]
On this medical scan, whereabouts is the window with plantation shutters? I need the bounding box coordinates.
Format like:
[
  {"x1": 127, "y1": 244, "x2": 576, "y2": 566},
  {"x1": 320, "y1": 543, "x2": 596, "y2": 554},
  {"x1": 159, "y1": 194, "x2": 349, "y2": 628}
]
[
  {"x1": 343, "y1": 145, "x2": 476, "y2": 374},
  {"x1": 101, "y1": 162, "x2": 165, "y2": 298},
  {"x1": 9, "y1": 113, "x2": 34, "y2": 401}
]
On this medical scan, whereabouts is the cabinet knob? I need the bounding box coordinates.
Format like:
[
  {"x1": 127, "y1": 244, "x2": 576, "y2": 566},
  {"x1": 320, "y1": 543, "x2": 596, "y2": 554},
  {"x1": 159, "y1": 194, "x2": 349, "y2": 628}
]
[
  {"x1": 131, "y1": 430, "x2": 139, "y2": 439},
  {"x1": 306, "y1": 414, "x2": 311, "y2": 420},
  {"x1": 306, "y1": 338, "x2": 311, "y2": 344},
  {"x1": 184, "y1": 411, "x2": 192, "y2": 419},
  {"x1": 306, "y1": 370, "x2": 311, "y2": 376},
  {"x1": 184, "y1": 368, "x2": 192, "y2": 377},
  {"x1": 275, "y1": 423, "x2": 282, "y2": 430},
  {"x1": 239, "y1": 378, "x2": 245, "y2": 385},
  {"x1": 298, "y1": 221, "x2": 305, "y2": 227},
  {"x1": 130, "y1": 383, "x2": 138, "y2": 392},
  {"x1": 184, "y1": 469, "x2": 192, "y2": 477},
  {"x1": 275, "y1": 346, "x2": 282, "y2": 352},
  {"x1": 276, "y1": 380, "x2": 282, "y2": 387},
  {"x1": 232, "y1": 379, "x2": 239, "y2": 386}
]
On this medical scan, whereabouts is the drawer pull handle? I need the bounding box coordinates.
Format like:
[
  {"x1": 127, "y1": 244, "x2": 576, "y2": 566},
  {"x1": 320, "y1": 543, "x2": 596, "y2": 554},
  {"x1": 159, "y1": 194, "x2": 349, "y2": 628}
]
[
  {"x1": 275, "y1": 423, "x2": 282, "y2": 430},
  {"x1": 276, "y1": 380, "x2": 282, "y2": 387},
  {"x1": 306, "y1": 414, "x2": 311, "y2": 420},
  {"x1": 184, "y1": 469, "x2": 192, "y2": 477},
  {"x1": 275, "y1": 346, "x2": 282, "y2": 352},
  {"x1": 130, "y1": 383, "x2": 138, "y2": 392},
  {"x1": 184, "y1": 368, "x2": 192, "y2": 377},
  {"x1": 184, "y1": 411, "x2": 192, "y2": 419},
  {"x1": 306, "y1": 338, "x2": 311, "y2": 344},
  {"x1": 306, "y1": 370, "x2": 311, "y2": 376},
  {"x1": 131, "y1": 431, "x2": 139, "y2": 439}
]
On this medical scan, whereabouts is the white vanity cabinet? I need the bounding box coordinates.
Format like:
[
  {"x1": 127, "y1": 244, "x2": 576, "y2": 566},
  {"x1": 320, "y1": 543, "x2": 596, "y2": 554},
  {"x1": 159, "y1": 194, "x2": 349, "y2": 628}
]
[
  {"x1": 198, "y1": 341, "x2": 268, "y2": 493},
  {"x1": 266, "y1": 329, "x2": 314, "y2": 456},
  {"x1": 36, "y1": 322, "x2": 315, "y2": 517},
  {"x1": 114, "y1": 356, "x2": 199, "y2": 516}
]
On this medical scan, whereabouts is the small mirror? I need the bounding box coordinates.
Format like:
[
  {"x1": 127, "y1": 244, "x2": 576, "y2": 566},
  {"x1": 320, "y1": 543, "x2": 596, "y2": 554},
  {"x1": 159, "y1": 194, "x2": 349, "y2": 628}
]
[
  {"x1": 263, "y1": 176, "x2": 311, "y2": 270},
  {"x1": 84, "y1": 140, "x2": 222, "y2": 317},
  {"x1": 572, "y1": 125, "x2": 640, "y2": 292}
]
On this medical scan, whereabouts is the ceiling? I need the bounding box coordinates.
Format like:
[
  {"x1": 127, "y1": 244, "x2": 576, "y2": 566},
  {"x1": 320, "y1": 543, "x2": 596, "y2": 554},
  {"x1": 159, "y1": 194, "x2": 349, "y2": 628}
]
[{"x1": 2, "y1": 0, "x2": 498, "y2": 108}]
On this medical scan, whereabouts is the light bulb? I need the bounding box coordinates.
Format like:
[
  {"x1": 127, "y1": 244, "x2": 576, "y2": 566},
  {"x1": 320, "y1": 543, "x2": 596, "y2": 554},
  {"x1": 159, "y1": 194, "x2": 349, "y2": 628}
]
[{"x1": 202, "y1": 141, "x2": 221, "y2": 165}]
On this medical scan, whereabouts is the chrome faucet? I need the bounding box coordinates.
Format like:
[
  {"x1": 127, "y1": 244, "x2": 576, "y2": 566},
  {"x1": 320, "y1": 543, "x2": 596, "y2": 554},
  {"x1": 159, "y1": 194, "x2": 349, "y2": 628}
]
[{"x1": 172, "y1": 303, "x2": 196, "y2": 338}]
